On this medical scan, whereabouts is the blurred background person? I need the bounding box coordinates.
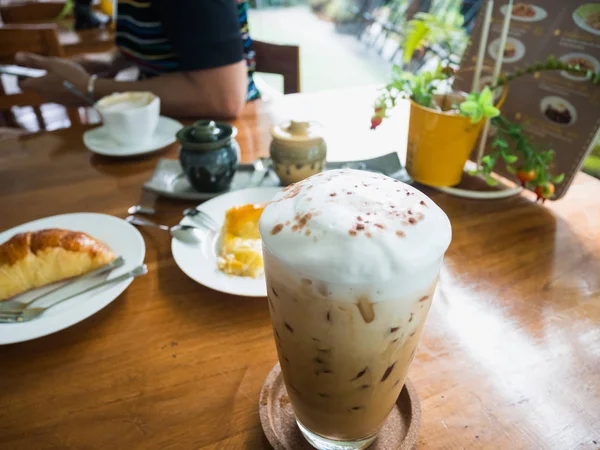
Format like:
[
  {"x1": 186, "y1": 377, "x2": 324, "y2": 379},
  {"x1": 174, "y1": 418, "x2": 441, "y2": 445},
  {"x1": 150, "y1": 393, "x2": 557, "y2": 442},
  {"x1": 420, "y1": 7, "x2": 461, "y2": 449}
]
[{"x1": 17, "y1": 0, "x2": 258, "y2": 119}]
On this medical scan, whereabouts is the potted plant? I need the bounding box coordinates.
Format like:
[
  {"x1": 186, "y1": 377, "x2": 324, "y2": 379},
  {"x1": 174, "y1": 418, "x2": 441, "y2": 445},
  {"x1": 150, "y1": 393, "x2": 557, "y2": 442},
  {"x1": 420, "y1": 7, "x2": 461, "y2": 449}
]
[{"x1": 372, "y1": 14, "x2": 600, "y2": 201}]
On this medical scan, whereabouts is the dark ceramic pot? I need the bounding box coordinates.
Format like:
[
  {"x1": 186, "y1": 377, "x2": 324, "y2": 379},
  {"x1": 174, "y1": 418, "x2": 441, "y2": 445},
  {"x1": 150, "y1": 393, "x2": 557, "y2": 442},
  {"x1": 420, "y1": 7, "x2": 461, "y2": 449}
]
[{"x1": 176, "y1": 120, "x2": 240, "y2": 193}]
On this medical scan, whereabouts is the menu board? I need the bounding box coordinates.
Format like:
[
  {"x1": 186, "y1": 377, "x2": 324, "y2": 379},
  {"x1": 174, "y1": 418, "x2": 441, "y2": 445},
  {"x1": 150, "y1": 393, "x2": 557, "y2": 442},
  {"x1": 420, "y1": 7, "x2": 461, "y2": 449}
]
[{"x1": 455, "y1": 1, "x2": 600, "y2": 199}]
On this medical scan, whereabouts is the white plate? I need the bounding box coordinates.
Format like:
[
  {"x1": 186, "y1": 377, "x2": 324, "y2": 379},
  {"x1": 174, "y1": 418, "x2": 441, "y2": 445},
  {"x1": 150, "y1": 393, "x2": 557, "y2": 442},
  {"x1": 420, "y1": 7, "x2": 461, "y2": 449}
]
[
  {"x1": 573, "y1": 4, "x2": 600, "y2": 36},
  {"x1": 83, "y1": 116, "x2": 183, "y2": 157},
  {"x1": 559, "y1": 52, "x2": 600, "y2": 82},
  {"x1": 500, "y1": 3, "x2": 547, "y2": 22},
  {"x1": 0, "y1": 213, "x2": 145, "y2": 344},
  {"x1": 171, "y1": 187, "x2": 282, "y2": 297},
  {"x1": 488, "y1": 37, "x2": 525, "y2": 64}
]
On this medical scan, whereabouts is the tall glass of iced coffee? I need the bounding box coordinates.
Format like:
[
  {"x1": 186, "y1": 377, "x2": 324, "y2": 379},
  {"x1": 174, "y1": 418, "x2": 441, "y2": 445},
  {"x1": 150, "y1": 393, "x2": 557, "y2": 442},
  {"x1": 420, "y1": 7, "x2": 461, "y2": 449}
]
[{"x1": 259, "y1": 169, "x2": 451, "y2": 450}]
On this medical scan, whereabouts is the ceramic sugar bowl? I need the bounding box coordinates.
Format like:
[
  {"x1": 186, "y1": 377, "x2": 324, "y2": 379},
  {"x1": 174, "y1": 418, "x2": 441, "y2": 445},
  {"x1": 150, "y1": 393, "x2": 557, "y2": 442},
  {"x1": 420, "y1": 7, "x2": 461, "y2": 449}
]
[
  {"x1": 270, "y1": 120, "x2": 327, "y2": 185},
  {"x1": 176, "y1": 120, "x2": 240, "y2": 192}
]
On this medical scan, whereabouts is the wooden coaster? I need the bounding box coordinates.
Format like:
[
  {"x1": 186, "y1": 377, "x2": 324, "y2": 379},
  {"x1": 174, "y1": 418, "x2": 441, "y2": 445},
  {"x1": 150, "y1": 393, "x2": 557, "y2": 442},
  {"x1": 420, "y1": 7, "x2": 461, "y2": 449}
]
[{"x1": 259, "y1": 363, "x2": 421, "y2": 450}]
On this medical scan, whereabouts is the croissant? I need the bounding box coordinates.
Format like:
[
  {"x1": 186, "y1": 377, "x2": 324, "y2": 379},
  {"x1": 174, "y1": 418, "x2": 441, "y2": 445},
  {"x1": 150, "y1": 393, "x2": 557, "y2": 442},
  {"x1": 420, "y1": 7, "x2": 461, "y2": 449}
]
[{"x1": 0, "y1": 229, "x2": 115, "y2": 301}]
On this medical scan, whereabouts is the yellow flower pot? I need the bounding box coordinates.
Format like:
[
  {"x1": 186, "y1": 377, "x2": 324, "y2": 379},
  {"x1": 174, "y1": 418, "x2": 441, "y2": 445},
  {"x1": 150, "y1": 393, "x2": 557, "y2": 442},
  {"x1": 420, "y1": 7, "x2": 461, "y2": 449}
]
[{"x1": 406, "y1": 90, "x2": 506, "y2": 187}]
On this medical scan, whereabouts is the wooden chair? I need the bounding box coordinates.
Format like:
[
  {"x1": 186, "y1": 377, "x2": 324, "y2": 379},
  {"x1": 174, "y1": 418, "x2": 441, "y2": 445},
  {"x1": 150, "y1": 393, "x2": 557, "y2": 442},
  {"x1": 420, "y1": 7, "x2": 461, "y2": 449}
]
[
  {"x1": 253, "y1": 40, "x2": 300, "y2": 95},
  {"x1": 0, "y1": 24, "x2": 81, "y2": 130},
  {"x1": 0, "y1": 1, "x2": 66, "y2": 24},
  {"x1": 0, "y1": 23, "x2": 64, "y2": 62}
]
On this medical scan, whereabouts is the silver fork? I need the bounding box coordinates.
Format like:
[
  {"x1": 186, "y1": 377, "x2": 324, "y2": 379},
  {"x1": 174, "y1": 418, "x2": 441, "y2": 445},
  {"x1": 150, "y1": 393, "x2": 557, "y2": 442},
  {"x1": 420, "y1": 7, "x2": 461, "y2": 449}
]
[
  {"x1": 126, "y1": 205, "x2": 219, "y2": 232},
  {"x1": 182, "y1": 208, "x2": 220, "y2": 231},
  {"x1": 0, "y1": 264, "x2": 148, "y2": 323},
  {"x1": 0, "y1": 256, "x2": 126, "y2": 312}
]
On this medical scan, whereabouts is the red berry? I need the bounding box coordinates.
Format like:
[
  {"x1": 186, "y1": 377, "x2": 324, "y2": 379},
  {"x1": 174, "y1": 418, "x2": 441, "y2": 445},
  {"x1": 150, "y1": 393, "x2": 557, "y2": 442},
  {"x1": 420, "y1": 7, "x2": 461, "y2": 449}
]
[
  {"x1": 370, "y1": 116, "x2": 383, "y2": 130},
  {"x1": 516, "y1": 169, "x2": 535, "y2": 186},
  {"x1": 534, "y1": 183, "x2": 555, "y2": 203}
]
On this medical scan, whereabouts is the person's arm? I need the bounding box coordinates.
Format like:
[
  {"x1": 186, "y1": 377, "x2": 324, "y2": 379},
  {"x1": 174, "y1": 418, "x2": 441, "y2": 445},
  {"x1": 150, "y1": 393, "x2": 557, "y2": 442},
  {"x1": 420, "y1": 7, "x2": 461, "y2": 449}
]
[
  {"x1": 104, "y1": 0, "x2": 248, "y2": 117},
  {"x1": 72, "y1": 49, "x2": 134, "y2": 77},
  {"x1": 140, "y1": 0, "x2": 248, "y2": 118},
  {"x1": 16, "y1": 52, "x2": 247, "y2": 118},
  {"x1": 94, "y1": 61, "x2": 247, "y2": 118}
]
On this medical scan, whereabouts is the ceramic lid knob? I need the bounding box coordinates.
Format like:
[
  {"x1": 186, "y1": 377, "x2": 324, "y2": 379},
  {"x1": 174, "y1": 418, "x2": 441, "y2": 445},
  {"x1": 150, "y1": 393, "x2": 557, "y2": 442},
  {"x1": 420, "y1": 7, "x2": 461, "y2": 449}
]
[
  {"x1": 270, "y1": 120, "x2": 325, "y2": 147},
  {"x1": 176, "y1": 120, "x2": 237, "y2": 151},
  {"x1": 190, "y1": 120, "x2": 220, "y2": 142}
]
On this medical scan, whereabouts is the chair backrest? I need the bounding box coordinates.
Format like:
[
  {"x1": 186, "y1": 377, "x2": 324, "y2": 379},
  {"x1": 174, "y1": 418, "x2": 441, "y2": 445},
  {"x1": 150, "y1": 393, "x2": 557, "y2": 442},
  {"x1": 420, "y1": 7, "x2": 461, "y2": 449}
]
[
  {"x1": 0, "y1": 24, "x2": 64, "y2": 62},
  {"x1": 0, "y1": 23, "x2": 76, "y2": 129},
  {"x1": 253, "y1": 40, "x2": 300, "y2": 95},
  {"x1": 0, "y1": 2, "x2": 66, "y2": 24}
]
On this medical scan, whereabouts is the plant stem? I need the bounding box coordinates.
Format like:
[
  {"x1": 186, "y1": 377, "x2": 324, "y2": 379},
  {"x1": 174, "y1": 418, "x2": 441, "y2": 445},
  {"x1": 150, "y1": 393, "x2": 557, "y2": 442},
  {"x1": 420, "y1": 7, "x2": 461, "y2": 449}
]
[{"x1": 489, "y1": 58, "x2": 599, "y2": 90}]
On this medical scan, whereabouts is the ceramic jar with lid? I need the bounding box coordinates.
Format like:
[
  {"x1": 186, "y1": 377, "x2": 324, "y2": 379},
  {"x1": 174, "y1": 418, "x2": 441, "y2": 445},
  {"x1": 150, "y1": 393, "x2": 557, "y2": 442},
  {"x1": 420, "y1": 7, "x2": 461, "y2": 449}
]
[
  {"x1": 176, "y1": 120, "x2": 240, "y2": 192},
  {"x1": 270, "y1": 120, "x2": 327, "y2": 185}
]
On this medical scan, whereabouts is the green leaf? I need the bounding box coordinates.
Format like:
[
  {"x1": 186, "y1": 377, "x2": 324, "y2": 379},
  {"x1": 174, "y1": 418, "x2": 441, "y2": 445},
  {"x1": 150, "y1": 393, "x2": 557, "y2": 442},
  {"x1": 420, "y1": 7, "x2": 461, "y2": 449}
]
[
  {"x1": 553, "y1": 173, "x2": 565, "y2": 184},
  {"x1": 506, "y1": 165, "x2": 517, "y2": 174},
  {"x1": 467, "y1": 169, "x2": 480, "y2": 176},
  {"x1": 483, "y1": 105, "x2": 500, "y2": 118},
  {"x1": 479, "y1": 86, "x2": 493, "y2": 105},
  {"x1": 471, "y1": 109, "x2": 483, "y2": 124},
  {"x1": 503, "y1": 154, "x2": 518, "y2": 163},
  {"x1": 403, "y1": 21, "x2": 429, "y2": 63},
  {"x1": 542, "y1": 151, "x2": 555, "y2": 163},
  {"x1": 492, "y1": 138, "x2": 509, "y2": 150},
  {"x1": 485, "y1": 174, "x2": 500, "y2": 186},
  {"x1": 547, "y1": 55, "x2": 558, "y2": 69},
  {"x1": 459, "y1": 101, "x2": 478, "y2": 114},
  {"x1": 57, "y1": 0, "x2": 74, "y2": 19}
]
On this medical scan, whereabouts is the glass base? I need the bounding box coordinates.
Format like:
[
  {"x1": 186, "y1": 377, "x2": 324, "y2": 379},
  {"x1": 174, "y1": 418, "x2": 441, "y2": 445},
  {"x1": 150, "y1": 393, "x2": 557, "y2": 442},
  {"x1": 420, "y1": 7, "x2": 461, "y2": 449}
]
[{"x1": 296, "y1": 420, "x2": 377, "y2": 450}]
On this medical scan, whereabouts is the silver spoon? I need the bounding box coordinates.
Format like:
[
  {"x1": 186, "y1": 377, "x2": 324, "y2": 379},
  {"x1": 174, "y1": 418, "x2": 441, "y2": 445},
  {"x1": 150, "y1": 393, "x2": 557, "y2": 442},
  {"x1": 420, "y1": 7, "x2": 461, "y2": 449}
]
[
  {"x1": 127, "y1": 205, "x2": 156, "y2": 215},
  {"x1": 126, "y1": 215, "x2": 203, "y2": 244},
  {"x1": 128, "y1": 205, "x2": 218, "y2": 232},
  {"x1": 63, "y1": 80, "x2": 96, "y2": 106},
  {"x1": 63, "y1": 81, "x2": 106, "y2": 122},
  {"x1": 249, "y1": 157, "x2": 271, "y2": 186}
]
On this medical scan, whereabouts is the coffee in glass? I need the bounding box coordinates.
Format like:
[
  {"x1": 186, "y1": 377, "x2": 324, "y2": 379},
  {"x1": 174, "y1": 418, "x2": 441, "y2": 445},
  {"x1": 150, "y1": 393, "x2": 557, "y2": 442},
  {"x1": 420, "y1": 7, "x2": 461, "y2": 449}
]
[{"x1": 259, "y1": 169, "x2": 451, "y2": 449}]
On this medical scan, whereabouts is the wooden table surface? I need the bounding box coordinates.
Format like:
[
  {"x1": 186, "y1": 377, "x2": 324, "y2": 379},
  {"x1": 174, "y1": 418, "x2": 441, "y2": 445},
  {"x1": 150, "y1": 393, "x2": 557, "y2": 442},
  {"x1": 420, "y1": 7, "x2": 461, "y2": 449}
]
[
  {"x1": 0, "y1": 88, "x2": 599, "y2": 450},
  {"x1": 54, "y1": 19, "x2": 114, "y2": 57},
  {"x1": 9, "y1": 16, "x2": 115, "y2": 56},
  {"x1": 49, "y1": 19, "x2": 114, "y2": 56},
  {"x1": 59, "y1": 27, "x2": 114, "y2": 57}
]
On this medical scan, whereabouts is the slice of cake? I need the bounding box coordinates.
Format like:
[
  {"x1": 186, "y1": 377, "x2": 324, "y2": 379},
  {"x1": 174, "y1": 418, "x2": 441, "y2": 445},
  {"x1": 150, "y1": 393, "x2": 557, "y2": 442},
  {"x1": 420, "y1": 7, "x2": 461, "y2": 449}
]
[
  {"x1": 503, "y1": 42, "x2": 516, "y2": 58},
  {"x1": 217, "y1": 203, "x2": 266, "y2": 278}
]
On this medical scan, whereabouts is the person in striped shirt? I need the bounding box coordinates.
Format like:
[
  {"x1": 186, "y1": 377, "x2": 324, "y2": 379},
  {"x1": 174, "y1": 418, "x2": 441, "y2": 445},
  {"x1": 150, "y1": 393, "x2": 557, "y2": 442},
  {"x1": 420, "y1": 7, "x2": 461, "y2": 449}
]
[{"x1": 17, "y1": 0, "x2": 258, "y2": 119}]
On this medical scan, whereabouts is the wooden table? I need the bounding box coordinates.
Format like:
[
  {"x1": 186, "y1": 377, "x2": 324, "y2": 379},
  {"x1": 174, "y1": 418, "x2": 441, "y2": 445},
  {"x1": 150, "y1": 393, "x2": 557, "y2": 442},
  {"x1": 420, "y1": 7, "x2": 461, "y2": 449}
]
[
  {"x1": 16, "y1": 18, "x2": 114, "y2": 56},
  {"x1": 50, "y1": 18, "x2": 114, "y2": 57},
  {"x1": 0, "y1": 88, "x2": 599, "y2": 449},
  {"x1": 59, "y1": 24, "x2": 114, "y2": 57},
  {"x1": 1, "y1": 13, "x2": 114, "y2": 57}
]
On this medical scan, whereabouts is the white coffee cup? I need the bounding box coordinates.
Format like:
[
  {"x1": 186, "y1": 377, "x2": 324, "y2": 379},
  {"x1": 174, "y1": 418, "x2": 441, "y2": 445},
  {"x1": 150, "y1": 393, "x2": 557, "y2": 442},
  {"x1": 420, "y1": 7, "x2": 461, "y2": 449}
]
[{"x1": 95, "y1": 92, "x2": 160, "y2": 146}]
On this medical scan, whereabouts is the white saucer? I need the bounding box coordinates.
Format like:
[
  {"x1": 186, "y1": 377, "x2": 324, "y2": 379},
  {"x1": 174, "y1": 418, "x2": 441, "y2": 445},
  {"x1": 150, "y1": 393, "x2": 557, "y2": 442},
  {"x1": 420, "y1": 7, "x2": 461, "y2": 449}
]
[
  {"x1": 0, "y1": 213, "x2": 146, "y2": 345},
  {"x1": 171, "y1": 187, "x2": 282, "y2": 297},
  {"x1": 83, "y1": 116, "x2": 183, "y2": 157}
]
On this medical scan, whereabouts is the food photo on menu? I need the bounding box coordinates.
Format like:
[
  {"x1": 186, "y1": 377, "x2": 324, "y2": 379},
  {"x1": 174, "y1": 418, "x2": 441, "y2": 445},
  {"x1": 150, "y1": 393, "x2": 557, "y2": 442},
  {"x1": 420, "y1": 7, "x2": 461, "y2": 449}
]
[
  {"x1": 1, "y1": 0, "x2": 600, "y2": 449},
  {"x1": 573, "y1": 3, "x2": 600, "y2": 35},
  {"x1": 501, "y1": 2, "x2": 547, "y2": 22}
]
